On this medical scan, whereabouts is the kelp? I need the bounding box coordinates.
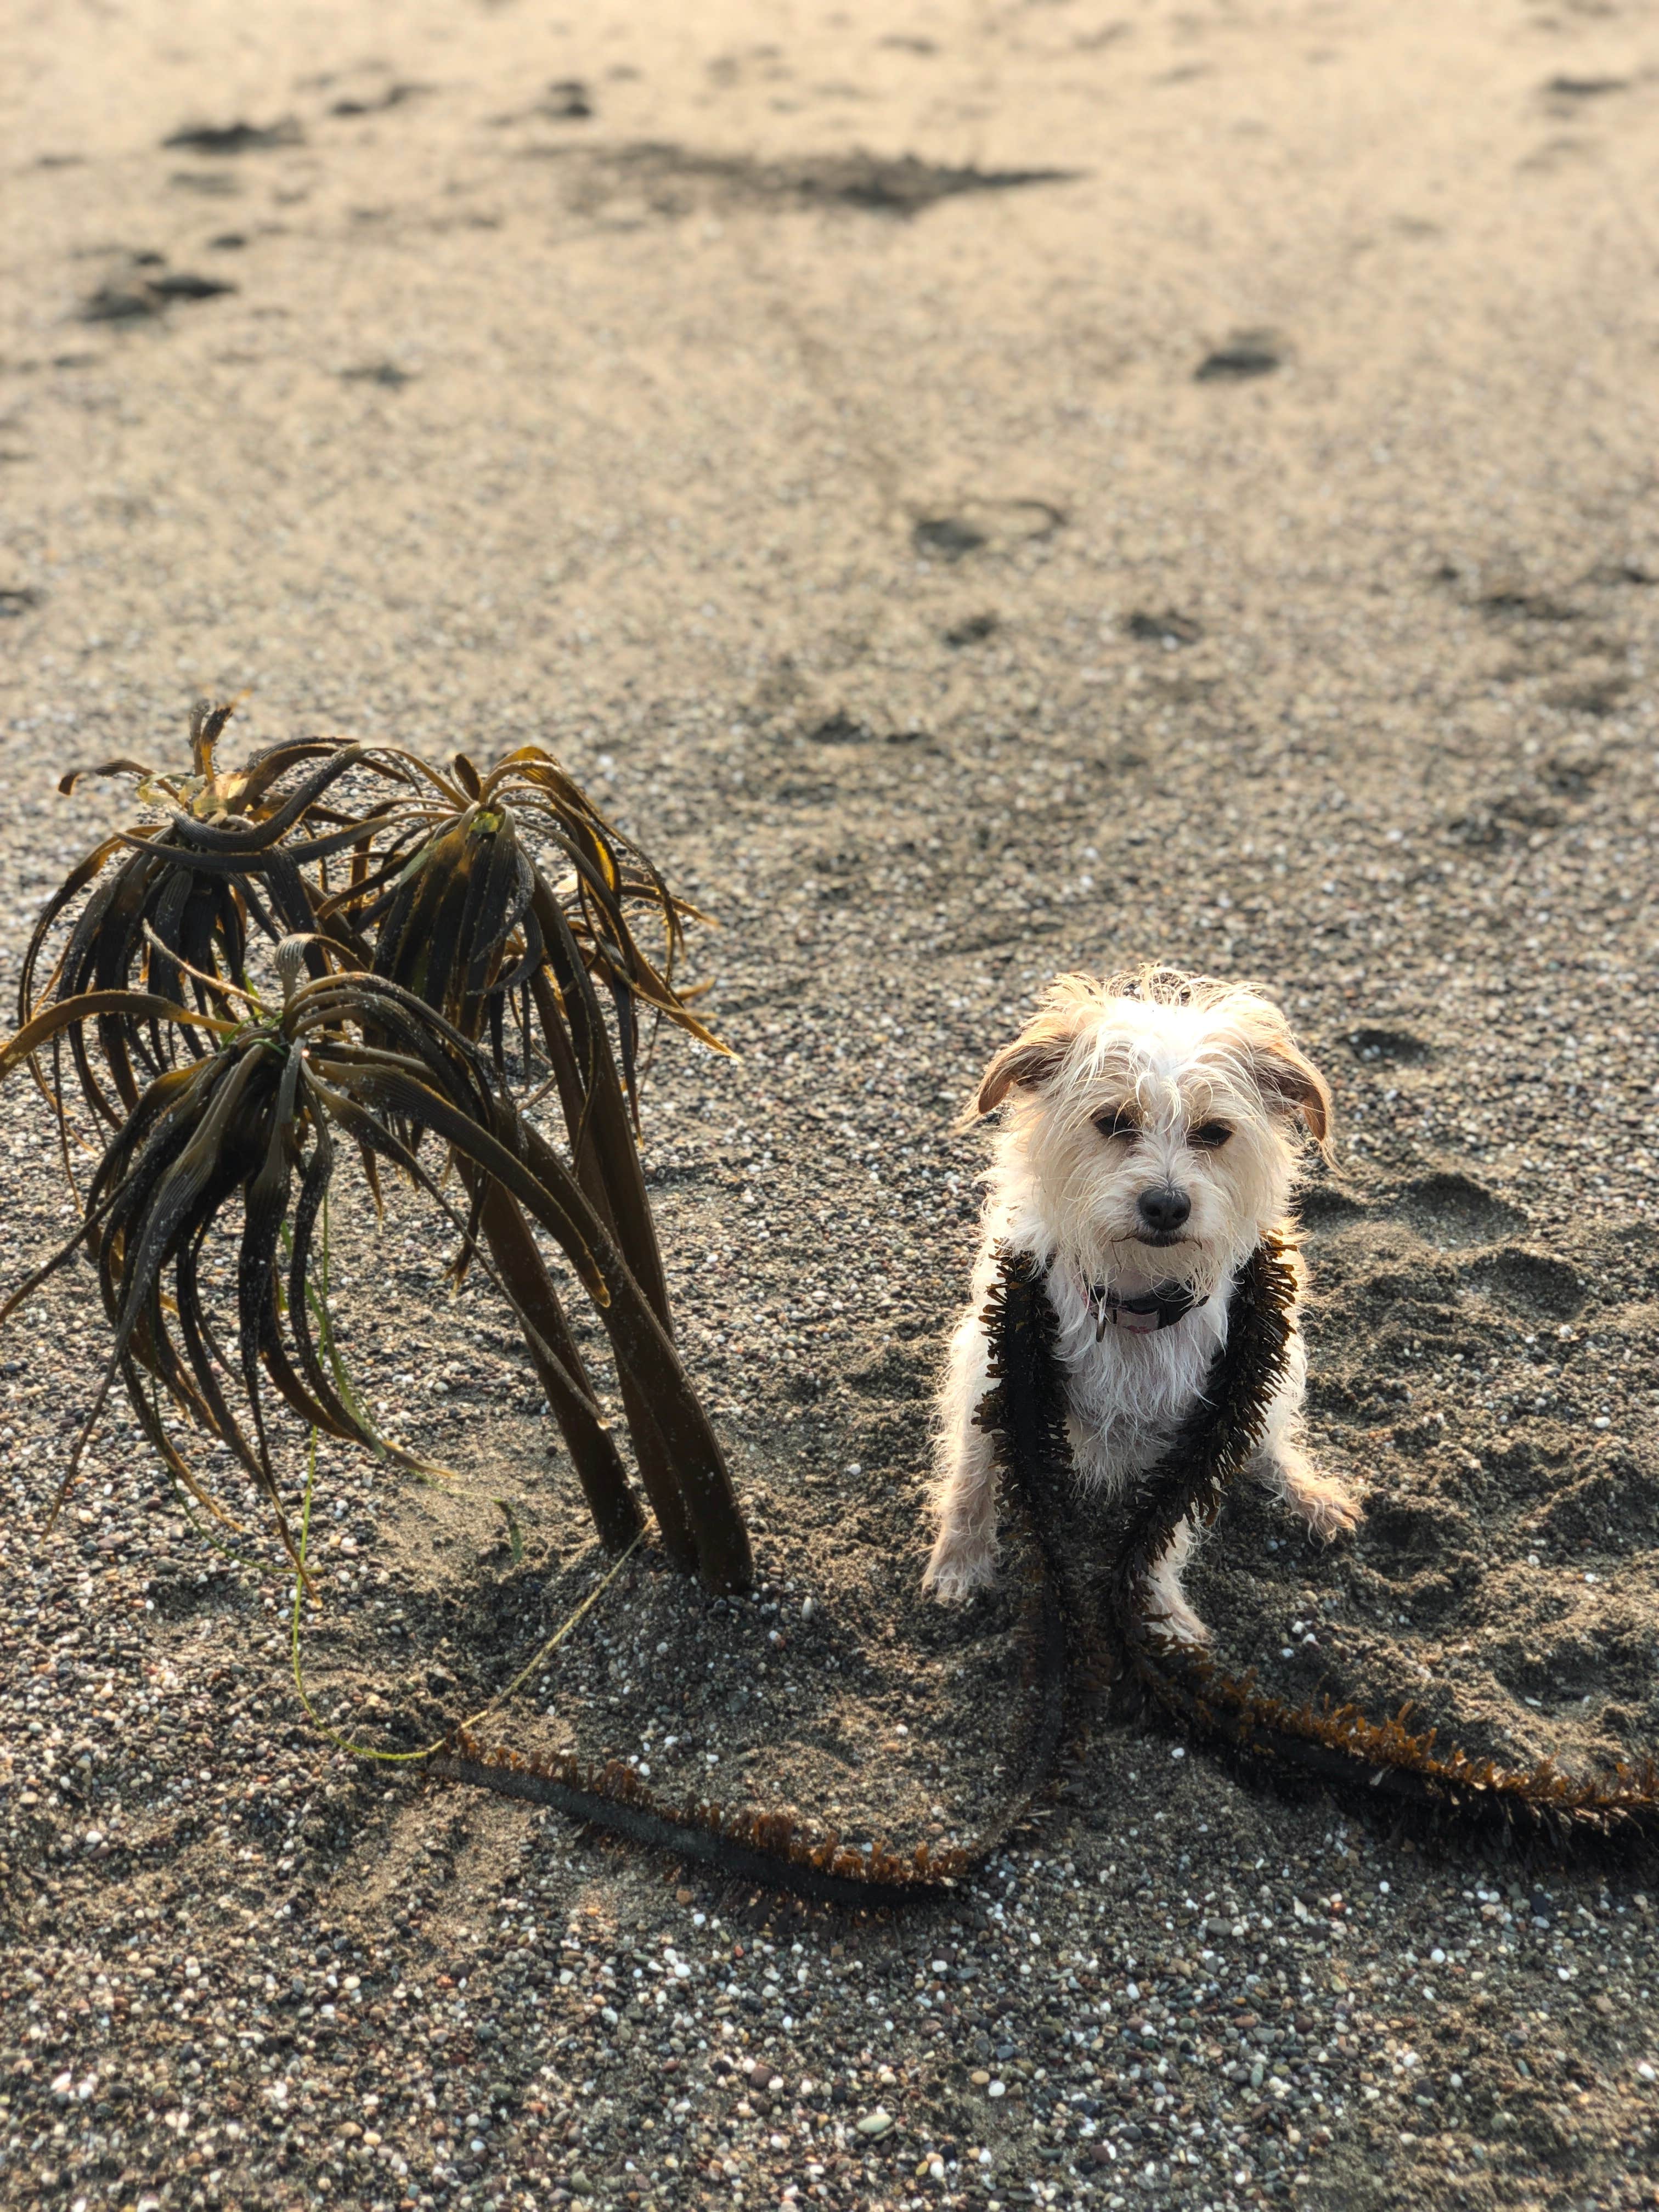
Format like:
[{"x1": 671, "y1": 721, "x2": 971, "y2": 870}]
[
  {"x1": 18, "y1": 702, "x2": 407, "y2": 1132},
  {"x1": 5, "y1": 702, "x2": 749, "y2": 1590}
]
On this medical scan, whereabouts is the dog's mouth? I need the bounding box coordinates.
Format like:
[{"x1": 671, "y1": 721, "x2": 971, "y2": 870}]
[{"x1": 1133, "y1": 1229, "x2": 1190, "y2": 1249}]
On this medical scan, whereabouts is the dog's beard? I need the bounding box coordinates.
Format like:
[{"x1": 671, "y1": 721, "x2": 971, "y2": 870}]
[
  {"x1": 1051, "y1": 1216, "x2": 1224, "y2": 1299},
  {"x1": 1030, "y1": 1145, "x2": 1268, "y2": 1301}
]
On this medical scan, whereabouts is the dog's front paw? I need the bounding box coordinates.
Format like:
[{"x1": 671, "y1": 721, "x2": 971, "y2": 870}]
[
  {"x1": 923, "y1": 1536, "x2": 996, "y2": 1604},
  {"x1": 1288, "y1": 1472, "x2": 1363, "y2": 1542}
]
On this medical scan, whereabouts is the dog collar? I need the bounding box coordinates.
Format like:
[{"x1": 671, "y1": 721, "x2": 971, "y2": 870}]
[{"x1": 1085, "y1": 1278, "x2": 1209, "y2": 1340}]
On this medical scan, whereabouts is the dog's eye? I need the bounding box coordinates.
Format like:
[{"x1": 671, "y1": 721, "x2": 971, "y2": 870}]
[
  {"x1": 1095, "y1": 1109, "x2": 1139, "y2": 1141},
  {"x1": 1189, "y1": 1121, "x2": 1232, "y2": 1150}
]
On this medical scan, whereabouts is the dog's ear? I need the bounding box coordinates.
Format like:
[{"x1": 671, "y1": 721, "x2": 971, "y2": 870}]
[
  {"x1": 1246, "y1": 1029, "x2": 1334, "y2": 1156},
  {"x1": 972, "y1": 1015, "x2": 1076, "y2": 1119}
]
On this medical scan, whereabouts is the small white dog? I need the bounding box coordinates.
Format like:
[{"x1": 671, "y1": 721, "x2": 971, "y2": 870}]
[{"x1": 924, "y1": 967, "x2": 1361, "y2": 1641}]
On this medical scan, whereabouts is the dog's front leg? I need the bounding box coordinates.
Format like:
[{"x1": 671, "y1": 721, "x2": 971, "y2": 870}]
[{"x1": 923, "y1": 1299, "x2": 1000, "y2": 1600}]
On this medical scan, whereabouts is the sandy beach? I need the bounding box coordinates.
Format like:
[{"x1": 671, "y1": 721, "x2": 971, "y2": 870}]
[{"x1": 2, "y1": 5, "x2": 1658, "y2": 2210}]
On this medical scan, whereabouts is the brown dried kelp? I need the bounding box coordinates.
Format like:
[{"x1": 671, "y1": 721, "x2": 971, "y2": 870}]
[
  {"x1": 308, "y1": 741, "x2": 729, "y2": 1572},
  {"x1": 5, "y1": 702, "x2": 749, "y2": 1589},
  {"x1": 1, "y1": 952, "x2": 729, "y2": 1561},
  {"x1": 18, "y1": 702, "x2": 405, "y2": 1130},
  {"x1": 427, "y1": 1735, "x2": 977, "y2": 1910}
]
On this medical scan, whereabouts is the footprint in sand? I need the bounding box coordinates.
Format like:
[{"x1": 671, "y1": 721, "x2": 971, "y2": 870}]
[
  {"x1": 1395, "y1": 1171, "x2": 1527, "y2": 1250},
  {"x1": 81, "y1": 264, "x2": 238, "y2": 322},
  {"x1": 942, "y1": 612, "x2": 1000, "y2": 647},
  {"x1": 162, "y1": 119, "x2": 304, "y2": 154},
  {"x1": 1464, "y1": 1247, "x2": 1584, "y2": 1322},
  {"x1": 912, "y1": 500, "x2": 1065, "y2": 564},
  {"x1": 1126, "y1": 608, "x2": 1203, "y2": 646},
  {"x1": 539, "y1": 81, "x2": 594, "y2": 121},
  {"x1": 913, "y1": 516, "x2": 985, "y2": 561},
  {"x1": 1299, "y1": 1170, "x2": 1536, "y2": 1273},
  {"x1": 1194, "y1": 329, "x2": 1284, "y2": 381},
  {"x1": 338, "y1": 362, "x2": 419, "y2": 389},
  {"x1": 1548, "y1": 72, "x2": 1637, "y2": 103},
  {"x1": 1342, "y1": 1025, "x2": 1432, "y2": 1066},
  {"x1": 329, "y1": 83, "x2": 428, "y2": 119},
  {"x1": 1362, "y1": 1496, "x2": 1454, "y2": 1565},
  {"x1": 1294, "y1": 1184, "x2": 1369, "y2": 1235}
]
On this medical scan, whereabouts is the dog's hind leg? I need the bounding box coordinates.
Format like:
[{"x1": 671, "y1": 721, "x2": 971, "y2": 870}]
[
  {"x1": 1250, "y1": 1331, "x2": 1362, "y2": 1540},
  {"x1": 1143, "y1": 1517, "x2": 1210, "y2": 1646}
]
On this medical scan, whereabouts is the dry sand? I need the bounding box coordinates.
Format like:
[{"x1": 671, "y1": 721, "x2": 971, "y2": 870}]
[{"x1": 3, "y1": 4, "x2": 1659, "y2": 2211}]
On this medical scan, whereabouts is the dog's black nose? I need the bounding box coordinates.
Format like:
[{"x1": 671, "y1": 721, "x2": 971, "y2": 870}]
[{"x1": 1137, "y1": 1186, "x2": 1192, "y2": 1235}]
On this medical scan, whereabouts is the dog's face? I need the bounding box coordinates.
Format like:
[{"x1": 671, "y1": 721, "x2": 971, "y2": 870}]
[{"x1": 973, "y1": 969, "x2": 1331, "y2": 1294}]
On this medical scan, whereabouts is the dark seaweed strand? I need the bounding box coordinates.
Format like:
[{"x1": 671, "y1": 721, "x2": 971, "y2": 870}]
[
  {"x1": 428, "y1": 1259, "x2": 1086, "y2": 1907},
  {"x1": 1099, "y1": 1242, "x2": 1659, "y2": 1857},
  {"x1": 425, "y1": 1743, "x2": 962, "y2": 1910},
  {"x1": 972, "y1": 1250, "x2": 1107, "y2": 1779},
  {"x1": 1106, "y1": 1236, "x2": 1299, "y2": 1655}
]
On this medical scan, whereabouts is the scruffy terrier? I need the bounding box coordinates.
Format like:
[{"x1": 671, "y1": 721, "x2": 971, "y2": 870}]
[{"x1": 924, "y1": 967, "x2": 1361, "y2": 1640}]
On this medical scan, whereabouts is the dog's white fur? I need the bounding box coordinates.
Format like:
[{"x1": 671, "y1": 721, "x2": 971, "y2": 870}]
[{"x1": 924, "y1": 967, "x2": 1361, "y2": 1639}]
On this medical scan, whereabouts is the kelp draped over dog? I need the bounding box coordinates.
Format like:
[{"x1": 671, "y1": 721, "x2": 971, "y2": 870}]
[{"x1": 2, "y1": 699, "x2": 752, "y2": 1593}]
